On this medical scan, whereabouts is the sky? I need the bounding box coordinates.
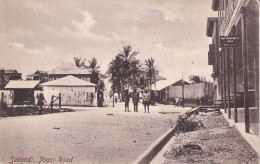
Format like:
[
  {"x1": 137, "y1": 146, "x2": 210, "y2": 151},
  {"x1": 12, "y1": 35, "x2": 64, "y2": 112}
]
[{"x1": 0, "y1": 0, "x2": 217, "y2": 84}]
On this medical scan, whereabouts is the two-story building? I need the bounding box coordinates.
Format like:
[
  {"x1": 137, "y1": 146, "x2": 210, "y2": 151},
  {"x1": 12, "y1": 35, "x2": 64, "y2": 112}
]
[
  {"x1": 47, "y1": 63, "x2": 93, "y2": 83},
  {"x1": 0, "y1": 69, "x2": 22, "y2": 89},
  {"x1": 26, "y1": 70, "x2": 48, "y2": 83},
  {"x1": 206, "y1": 0, "x2": 259, "y2": 133}
]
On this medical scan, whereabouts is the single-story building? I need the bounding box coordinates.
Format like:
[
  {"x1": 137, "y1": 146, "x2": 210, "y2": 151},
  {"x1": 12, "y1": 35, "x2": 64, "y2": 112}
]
[
  {"x1": 39, "y1": 75, "x2": 97, "y2": 106},
  {"x1": 5, "y1": 80, "x2": 40, "y2": 105}
]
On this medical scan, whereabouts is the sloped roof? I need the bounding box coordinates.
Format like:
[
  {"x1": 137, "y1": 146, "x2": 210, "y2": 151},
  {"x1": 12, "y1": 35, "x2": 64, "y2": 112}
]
[
  {"x1": 39, "y1": 75, "x2": 96, "y2": 87},
  {"x1": 155, "y1": 74, "x2": 167, "y2": 81},
  {"x1": 4, "y1": 70, "x2": 19, "y2": 74},
  {"x1": 48, "y1": 63, "x2": 91, "y2": 75},
  {"x1": 158, "y1": 79, "x2": 190, "y2": 91},
  {"x1": 35, "y1": 70, "x2": 48, "y2": 74},
  {"x1": 151, "y1": 80, "x2": 173, "y2": 91},
  {"x1": 26, "y1": 70, "x2": 48, "y2": 77},
  {"x1": 5, "y1": 80, "x2": 40, "y2": 89}
]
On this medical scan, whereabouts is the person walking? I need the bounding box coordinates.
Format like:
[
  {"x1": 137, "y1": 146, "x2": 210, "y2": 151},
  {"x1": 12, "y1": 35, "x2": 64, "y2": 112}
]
[
  {"x1": 196, "y1": 97, "x2": 200, "y2": 107},
  {"x1": 132, "y1": 89, "x2": 139, "y2": 112},
  {"x1": 175, "y1": 97, "x2": 179, "y2": 107},
  {"x1": 200, "y1": 96, "x2": 205, "y2": 106},
  {"x1": 124, "y1": 92, "x2": 130, "y2": 112},
  {"x1": 37, "y1": 92, "x2": 47, "y2": 115},
  {"x1": 143, "y1": 89, "x2": 151, "y2": 113}
]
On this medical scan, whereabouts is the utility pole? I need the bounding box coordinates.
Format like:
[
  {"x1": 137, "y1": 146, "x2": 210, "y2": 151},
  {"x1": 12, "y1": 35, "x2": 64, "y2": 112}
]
[
  {"x1": 223, "y1": 50, "x2": 227, "y2": 113},
  {"x1": 182, "y1": 72, "x2": 184, "y2": 108},
  {"x1": 112, "y1": 69, "x2": 114, "y2": 108},
  {"x1": 232, "y1": 26, "x2": 238, "y2": 123},
  {"x1": 241, "y1": 8, "x2": 249, "y2": 133},
  {"x1": 227, "y1": 49, "x2": 231, "y2": 119}
]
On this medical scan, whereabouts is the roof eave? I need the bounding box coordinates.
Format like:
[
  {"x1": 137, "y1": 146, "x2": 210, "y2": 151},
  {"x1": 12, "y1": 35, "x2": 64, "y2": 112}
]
[
  {"x1": 39, "y1": 85, "x2": 96, "y2": 87},
  {"x1": 206, "y1": 17, "x2": 218, "y2": 37},
  {"x1": 212, "y1": 0, "x2": 219, "y2": 11}
]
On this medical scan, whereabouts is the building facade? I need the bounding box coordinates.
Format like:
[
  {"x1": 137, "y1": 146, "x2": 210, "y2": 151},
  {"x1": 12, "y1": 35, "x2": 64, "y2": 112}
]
[
  {"x1": 26, "y1": 71, "x2": 48, "y2": 83},
  {"x1": 0, "y1": 69, "x2": 22, "y2": 89},
  {"x1": 47, "y1": 63, "x2": 93, "y2": 83},
  {"x1": 207, "y1": 0, "x2": 259, "y2": 133}
]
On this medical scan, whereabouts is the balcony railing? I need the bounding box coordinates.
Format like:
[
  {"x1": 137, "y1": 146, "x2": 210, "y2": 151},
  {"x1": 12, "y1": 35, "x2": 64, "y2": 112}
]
[{"x1": 218, "y1": 0, "x2": 240, "y2": 36}]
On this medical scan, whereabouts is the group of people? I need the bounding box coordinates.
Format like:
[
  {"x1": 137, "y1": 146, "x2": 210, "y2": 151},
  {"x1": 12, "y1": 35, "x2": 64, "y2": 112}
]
[
  {"x1": 123, "y1": 88, "x2": 151, "y2": 113},
  {"x1": 196, "y1": 96, "x2": 208, "y2": 107},
  {"x1": 173, "y1": 97, "x2": 182, "y2": 107}
]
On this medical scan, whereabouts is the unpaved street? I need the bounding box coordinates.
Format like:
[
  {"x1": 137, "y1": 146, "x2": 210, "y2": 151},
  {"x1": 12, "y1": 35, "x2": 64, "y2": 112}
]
[{"x1": 0, "y1": 103, "x2": 189, "y2": 164}]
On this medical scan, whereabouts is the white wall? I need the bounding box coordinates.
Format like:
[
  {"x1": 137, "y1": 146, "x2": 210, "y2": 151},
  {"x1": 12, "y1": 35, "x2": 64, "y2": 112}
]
[
  {"x1": 35, "y1": 86, "x2": 97, "y2": 107},
  {"x1": 0, "y1": 90, "x2": 14, "y2": 107}
]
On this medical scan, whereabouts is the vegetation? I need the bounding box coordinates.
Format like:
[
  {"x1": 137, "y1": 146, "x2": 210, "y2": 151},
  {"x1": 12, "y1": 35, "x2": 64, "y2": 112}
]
[
  {"x1": 107, "y1": 45, "x2": 158, "y2": 98},
  {"x1": 145, "y1": 57, "x2": 157, "y2": 90},
  {"x1": 73, "y1": 57, "x2": 105, "y2": 106}
]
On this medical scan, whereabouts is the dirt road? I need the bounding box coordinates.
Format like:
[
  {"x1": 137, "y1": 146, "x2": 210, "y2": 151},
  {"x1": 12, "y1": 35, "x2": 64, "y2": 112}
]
[{"x1": 0, "y1": 103, "x2": 189, "y2": 164}]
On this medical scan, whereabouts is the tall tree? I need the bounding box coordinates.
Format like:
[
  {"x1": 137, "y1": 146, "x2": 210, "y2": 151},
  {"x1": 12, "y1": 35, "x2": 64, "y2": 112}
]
[
  {"x1": 189, "y1": 75, "x2": 201, "y2": 83},
  {"x1": 74, "y1": 57, "x2": 86, "y2": 68},
  {"x1": 145, "y1": 57, "x2": 157, "y2": 91},
  {"x1": 87, "y1": 57, "x2": 105, "y2": 107},
  {"x1": 87, "y1": 57, "x2": 101, "y2": 84},
  {"x1": 107, "y1": 45, "x2": 141, "y2": 96}
]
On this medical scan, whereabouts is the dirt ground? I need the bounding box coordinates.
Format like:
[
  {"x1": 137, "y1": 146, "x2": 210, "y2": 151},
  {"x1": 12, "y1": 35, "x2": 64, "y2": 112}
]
[
  {"x1": 0, "y1": 103, "x2": 189, "y2": 164},
  {"x1": 160, "y1": 112, "x2": 259, "y2": 164}
]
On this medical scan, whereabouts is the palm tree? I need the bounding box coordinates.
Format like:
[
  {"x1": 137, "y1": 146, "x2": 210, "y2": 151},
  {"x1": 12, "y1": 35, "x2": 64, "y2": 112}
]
[
  {"x1": 87, "y1": 57, "x2": 102, "y2": 84},
  {"x1": 117, "y1": 45, "x2": 139, "y2": 90},
  {"x1": 74, "y1": 57, "x2": 86, "y2": 68},
  {"x1": 87, "y1": 57, "x2": 105, "y2": 107},
  {"x1": 107, "y1": 45, "x2": 141, "y2": 97},
  {"x1": 145, "y1": 57, "x2": 157, "y2": 91}
]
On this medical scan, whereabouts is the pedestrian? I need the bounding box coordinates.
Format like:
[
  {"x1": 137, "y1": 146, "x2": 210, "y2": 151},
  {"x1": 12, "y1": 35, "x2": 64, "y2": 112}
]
[
  {"x1": 124, "y1": 92, "x2": 130, "y2": 112},
  {"x1": 204, "y1": 96, "x2": 208, "y2": 105},
  {"x1": 132, "y1": 89, "x2": 139, "y2": 112},
  {"x1": 196, "y1": 97, "x2": 200, "y2": 107},
  {"x1": 37, "y1": 92, "x2": 47, "y2": 115},
  {"x1": 90, "y1": 92, "x2": 94, "y2": 105},
  {"x1": 175, "y1": 97, "x2": 179, "y2": 107},
  {"x1": 163, "y1": 97, "x2": 166, "y2": 104},
  {"x1": 173, "y1": 98, "x2": 176, "y2": 106},
  {"x1": 143, "y1": 89, "x2": 151, "y2": 113},
  {"x1": 200, "y1": 96, "x2": 204, "y2": 106}
]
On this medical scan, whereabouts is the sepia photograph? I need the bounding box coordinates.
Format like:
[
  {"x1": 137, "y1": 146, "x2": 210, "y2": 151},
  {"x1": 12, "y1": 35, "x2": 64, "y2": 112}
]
[{"x1": 0, "y1": 0, "x2": 259, "y2": 163}]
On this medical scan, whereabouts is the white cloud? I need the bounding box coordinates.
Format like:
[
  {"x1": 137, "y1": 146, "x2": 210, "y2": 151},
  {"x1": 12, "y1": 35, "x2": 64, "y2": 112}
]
[
  {"x1": 72, "y1": 11, "x2": 96, "y2": 31},
  {"x1": 10, "y1": 42, "x2": 25, "y2": 50},
  {"x1": 59, "y1": 10, "x2": 110, "y2": 42}
]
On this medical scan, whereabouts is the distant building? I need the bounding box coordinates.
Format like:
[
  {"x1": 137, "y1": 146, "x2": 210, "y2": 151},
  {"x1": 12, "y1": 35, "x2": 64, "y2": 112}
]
[
  {"x1": 158, "y1": 79, "x2": 190, "y2": 104},
  {"x1": 5, "y1": 80, "x2": 40, "y2": 105},
  {"x1": 26, "y1": 70, "x2": 48, "y2": 83},
  {"x1": 47, "y1": 63, "x2": 93, "y2": 83},
  {"x1": 3, "y1": 70, "x2": 22, "y2": 81},
  {"x1": 39, "y1": 75, "x2": 97, "y2": 106},
  {"x1": 0, "y1": 69, "x2": 22, "y2": 89}
]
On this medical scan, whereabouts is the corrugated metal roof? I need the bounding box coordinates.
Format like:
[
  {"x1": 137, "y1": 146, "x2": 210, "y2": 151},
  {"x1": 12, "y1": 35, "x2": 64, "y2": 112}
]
[
  {"x1": 5, "y1": 80, "x2": 40, "y2": 89},
  {"x1": 48, "y1": 63, "x2": 91, "y2": 75},
  {"x1": 39, "y1": 75, "x2": 96, "y2": 87}
]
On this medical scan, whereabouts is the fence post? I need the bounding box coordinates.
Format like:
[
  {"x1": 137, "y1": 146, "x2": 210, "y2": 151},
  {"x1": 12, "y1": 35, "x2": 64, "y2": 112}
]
[
  {"x1": 59, "y1": 93, "x2": 61, "y2": 108},
  {"x1": 0, "y1": 92, "x2": 4, "y2": 110},
  {"x1": 51, "y1": 95, "x2": 54, "y2": 110}
]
